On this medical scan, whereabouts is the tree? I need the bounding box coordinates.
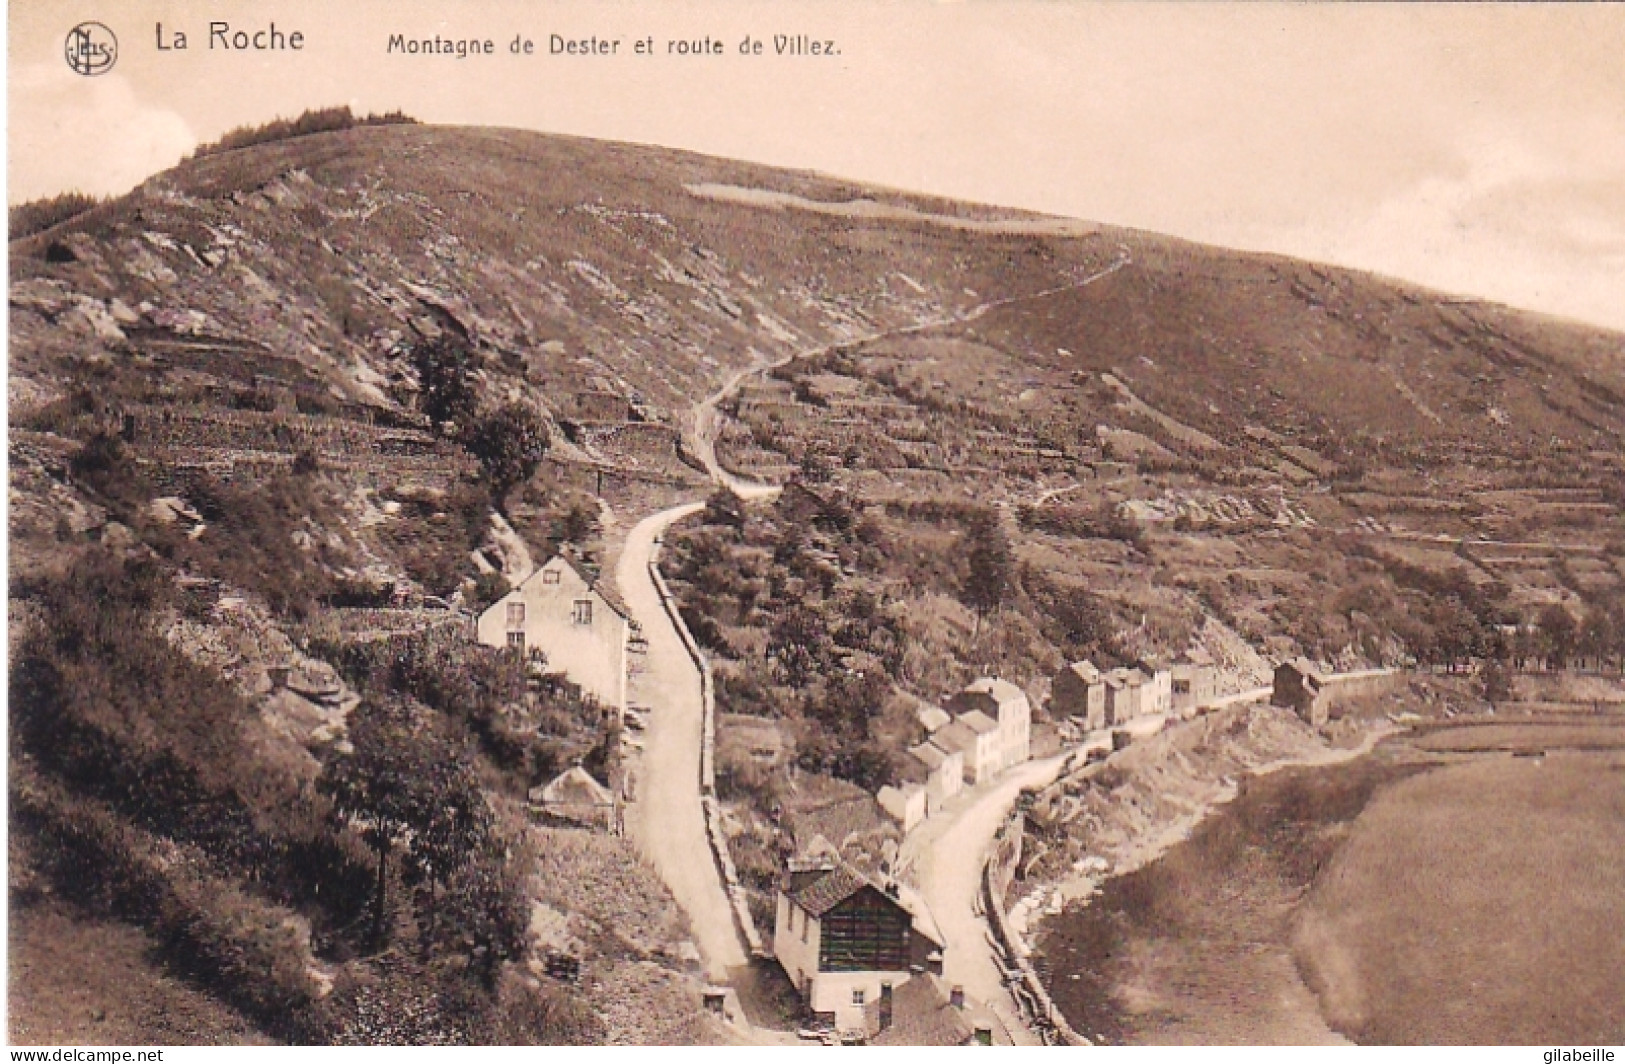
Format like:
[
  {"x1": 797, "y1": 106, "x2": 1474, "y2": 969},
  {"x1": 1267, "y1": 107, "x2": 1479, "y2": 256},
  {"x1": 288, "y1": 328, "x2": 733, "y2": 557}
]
[
  {"x1": 962, "y1": 512, "x2": 1013, "y2": 639},
  {"x1": 1479, "y1": 658, "x2": 1514, "y2": 704},
  {"x1": 412, "y1": 335, "x2": 480, "y2": 431},
  {"x1": 318, "y1": 699, "x2": 490, "y2": 945},
  {"x1": 466, "y1": 402, "x2": 549, "y2": 513},
  {"x1": 1579, "y1": 606, "x2": 1616, "y2": 672},
  {"x1": 417, "y1": 836, "x2": 531, "y2": 990},
  {"x1": 1537, "y1": 603, "x2": 1578, "y2": 671},
  {"x1": 703, "y1": 489, "x2": 745, "y2": 533}
]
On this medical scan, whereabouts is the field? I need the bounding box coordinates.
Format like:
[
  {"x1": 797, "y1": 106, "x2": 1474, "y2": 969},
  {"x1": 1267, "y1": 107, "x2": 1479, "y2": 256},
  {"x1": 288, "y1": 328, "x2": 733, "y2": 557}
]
[
  {"x1": 1296, "y1": 738, "x2": 1625, "y2": 1044},
  {"x1": 1035, "y1": 710, "x2": 1625, "y2": 1045}
]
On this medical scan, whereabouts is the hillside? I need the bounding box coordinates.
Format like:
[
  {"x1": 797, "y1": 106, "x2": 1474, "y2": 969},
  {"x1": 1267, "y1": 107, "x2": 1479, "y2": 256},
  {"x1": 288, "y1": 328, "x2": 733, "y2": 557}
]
[{"x1": 8, "y1": 121, "x2": 1625, "y2": 1044}]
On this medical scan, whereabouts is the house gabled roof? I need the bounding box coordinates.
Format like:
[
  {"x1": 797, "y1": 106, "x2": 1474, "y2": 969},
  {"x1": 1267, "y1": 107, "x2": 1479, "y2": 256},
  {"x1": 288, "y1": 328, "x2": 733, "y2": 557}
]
[
  {"x1": 788, "y1": 860, "x2": 946, "y2": 949},
  {"x1": 865, "y1": 974, "x2": 974, "y2": 1046},
  {"x1": 1063, "y1": 660, "x2": 1101, "y2": 684},
  {"x1": 956, "y1": 709, "x2": 999, "y2": 735},
  {"x1": 908, "y1": 741, "x2": 956, "y2": 772},
  {"x1": 962, "y1": 677, "x2": 1027, "y2": 707},
  {"x1": 931, "y1": 719, "x2": 979, "y2": 755},
  {"x1": 519, "y1": 553, "x2": 630, "y2": 621},
  {"x1": 916, "y1": 705, "x2": 951, "y2": 733},
  {"x1": 531, "y1": 765, "x2": 615, "y2": 807},
  {"x1": 789, "y1": 864, "x2": 872, "y2": 918}
]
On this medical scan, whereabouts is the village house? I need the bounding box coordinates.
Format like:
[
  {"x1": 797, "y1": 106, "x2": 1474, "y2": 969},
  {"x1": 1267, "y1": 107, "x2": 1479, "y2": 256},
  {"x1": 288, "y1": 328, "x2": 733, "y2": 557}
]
[
  {"x1": 1103, "y1": 667, "x2": 1150, "y2": 725},
  {"x1": 774, "y1": 856, "x2": 946, "y2": 1033},
  {"x1": 1050, "y1": 660, "x2": 1107, "y2": 730},
  {"x1": 904, "y1": 739, "x2": 964, "y2": 815},
  {"x1": 947, "y1": 678, "x2": 1032, "y2": 772},
  {"x1": 528, "y1": 765, "x2": 620, "y2": 833},
  {"x1": 475, "y1": 554, "x2": 629, "y2": 713},
  {"x1": 1133, "y1": 657, "x2": 1175, "y2": 717},
  {"x1": 931, "y1": 713, "x2": 1001, "y2": 785},
  {"x1": 863, "y1": 974, "x2": 1005, "y2": 1046},
  {"x1": 876, "y1": 784, "x2": 928, "y2": 833},
  {"x1": 1171, "y1": 651, "x2": 1218, "y2": 713},
  {"x1": 1273, "y1": 657, "x2": 1329, "y2": 725}
]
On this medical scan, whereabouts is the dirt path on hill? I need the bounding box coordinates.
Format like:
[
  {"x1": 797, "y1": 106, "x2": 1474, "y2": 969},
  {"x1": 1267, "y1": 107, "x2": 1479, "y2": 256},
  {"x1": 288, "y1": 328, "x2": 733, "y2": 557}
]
[
  {"x1": 687, "y1": 252, "x2": 1132, "y2": 499},
  {"x1": 616, "y1": 503, "x2": 748, "y2": 982}
]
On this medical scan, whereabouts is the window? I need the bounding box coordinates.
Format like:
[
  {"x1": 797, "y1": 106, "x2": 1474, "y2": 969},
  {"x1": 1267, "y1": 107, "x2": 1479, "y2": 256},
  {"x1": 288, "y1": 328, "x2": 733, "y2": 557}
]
[
  {"x1": 573, "y1": 600, "x2": 593, "y2": 626},
  {"x1": 506, "y1": 602, "x2": 526, "y2": 627},
  {"x1": 802, "y1": 914, "x2": 810, "y2": 944},
  {"x1": 507, "y1": 631, "x2": 525, "y2": 649},
  {"x1": 851, "y1": 989, "x2": 866, "y2": 1006},
  {"x1": 542, "y1": 569, "x2": 561, "y2": 585}
]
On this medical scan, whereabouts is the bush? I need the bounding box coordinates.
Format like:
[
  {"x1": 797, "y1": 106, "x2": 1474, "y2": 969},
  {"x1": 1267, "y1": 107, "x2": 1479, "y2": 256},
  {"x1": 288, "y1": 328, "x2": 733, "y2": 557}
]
[
  {"x1": 10, "y1": 191, "x2": 101, "y2": 239},
  {"x1": 12, "y1": 773, "x2": 325, "y2": 1041},
  {"x1": 190, "y1": 106, "x2": 417, "y2": 159}
]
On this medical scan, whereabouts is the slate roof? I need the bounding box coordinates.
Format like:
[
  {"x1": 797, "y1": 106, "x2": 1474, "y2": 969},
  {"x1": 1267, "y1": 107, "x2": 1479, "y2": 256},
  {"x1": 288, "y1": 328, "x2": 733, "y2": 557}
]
[
  {"x1": 908, "y1": 740, "x2": 957, "y2": 772},
  {"x1": 789, "y1": 864, "x2": 872, "y2": 918},
  {"x1": 1064, "y1": 660, "x2": 1101, "y2": 684},
  {"x1": 957, "y1": 709, "x2": 999, "y2": 735},
  {"x1": 931, "y1": 719, "x2": 979, "y2": 755},
  {"x1": 916, "y1": 705, "x2": 951, "y2": 733},
  {"x1": 864, "y1": 975, "x2": 987, "y2": 1046},
  {"x1": 962, "y1": 677, "x2": 1027, "y2": 707}
]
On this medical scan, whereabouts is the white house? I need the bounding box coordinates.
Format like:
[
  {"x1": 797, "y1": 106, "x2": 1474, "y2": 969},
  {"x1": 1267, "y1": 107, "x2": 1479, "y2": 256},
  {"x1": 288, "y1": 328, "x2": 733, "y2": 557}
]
[
  {"x1": 476, "y1": 554, "x2": 629, "y2": 712},
  {"x1": 947, "y1": 678, "x2": 1032, "y2": 772},
  {"x1": 775, "y1": 856, "x2": 946, "y2": 1033}
]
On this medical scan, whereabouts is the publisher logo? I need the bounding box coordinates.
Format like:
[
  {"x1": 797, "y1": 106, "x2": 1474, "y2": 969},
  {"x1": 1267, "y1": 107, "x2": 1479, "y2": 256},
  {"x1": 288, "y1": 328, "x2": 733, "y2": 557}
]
[{"x1": 65, "y1": 22, "x2": 117, "y2": 76}]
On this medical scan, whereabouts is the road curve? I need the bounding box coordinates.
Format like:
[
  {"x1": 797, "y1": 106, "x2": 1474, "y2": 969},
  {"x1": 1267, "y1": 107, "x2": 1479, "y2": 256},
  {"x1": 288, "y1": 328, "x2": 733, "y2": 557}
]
[
  {"x1": 616, "y1": 502, "x2": 748, "y2": 981},
  {"x1": 899, "y1": 755, "x2": 1071, "y2": 1045}
]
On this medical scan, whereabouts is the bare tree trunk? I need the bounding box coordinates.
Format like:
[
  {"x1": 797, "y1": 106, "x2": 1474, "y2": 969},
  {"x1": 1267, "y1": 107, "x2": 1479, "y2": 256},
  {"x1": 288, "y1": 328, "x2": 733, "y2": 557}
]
[{"x1": 372, "y1": 842, "x2": 390, "y2": 946}]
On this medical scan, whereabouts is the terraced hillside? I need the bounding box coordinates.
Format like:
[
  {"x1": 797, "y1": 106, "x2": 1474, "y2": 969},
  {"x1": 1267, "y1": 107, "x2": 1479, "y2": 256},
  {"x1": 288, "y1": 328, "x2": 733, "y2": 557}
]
[{"x1": 9, "y1": 120, "x2": 1625, "y2": 1045}]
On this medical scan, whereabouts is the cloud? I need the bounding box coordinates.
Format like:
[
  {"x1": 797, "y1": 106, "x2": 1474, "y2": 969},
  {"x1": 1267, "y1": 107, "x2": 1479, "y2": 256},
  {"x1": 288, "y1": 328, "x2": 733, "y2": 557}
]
[
  {"x1": 1209, "y1": 123, "x2": 1625, "y2": 332},
  {"x1": 8, "y1": 63, "x2": 196, "y2": 203}
]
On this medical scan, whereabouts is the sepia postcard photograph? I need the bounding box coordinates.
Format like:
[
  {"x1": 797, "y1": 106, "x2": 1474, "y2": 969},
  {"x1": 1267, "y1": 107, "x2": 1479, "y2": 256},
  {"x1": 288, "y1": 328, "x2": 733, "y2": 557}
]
[{"x1": 6, "y1": 0, "x2": 1624, "y2": 1051}]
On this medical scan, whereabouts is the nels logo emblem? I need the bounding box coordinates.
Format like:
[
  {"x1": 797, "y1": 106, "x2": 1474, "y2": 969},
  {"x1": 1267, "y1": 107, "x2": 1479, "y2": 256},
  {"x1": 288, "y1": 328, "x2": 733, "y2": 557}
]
[{"x1": 66, "y1": 22, "x2": 118, "y2": 76}]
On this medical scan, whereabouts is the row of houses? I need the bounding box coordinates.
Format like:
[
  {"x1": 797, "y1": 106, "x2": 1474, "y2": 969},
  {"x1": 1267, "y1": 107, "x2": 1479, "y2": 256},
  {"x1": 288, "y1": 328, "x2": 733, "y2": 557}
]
[
  {"x1": 1049, "y1": 652, "x2": 1217, "y2": 730},
  {"x1": 877, "y1": 679, "x2": 1032, "y2": 832}
]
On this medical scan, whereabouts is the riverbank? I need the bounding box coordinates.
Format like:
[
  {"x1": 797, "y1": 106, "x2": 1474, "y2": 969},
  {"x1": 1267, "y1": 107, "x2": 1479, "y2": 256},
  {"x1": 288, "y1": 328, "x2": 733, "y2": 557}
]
[{"x1": 1027, "y1": 694, "x2": 1625, "y2": 1044}]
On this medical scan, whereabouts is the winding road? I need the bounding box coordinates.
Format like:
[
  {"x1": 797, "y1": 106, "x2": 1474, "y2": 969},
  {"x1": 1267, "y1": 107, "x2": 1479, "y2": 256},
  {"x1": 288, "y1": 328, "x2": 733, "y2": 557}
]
[
  {"x1": 615, "y1": 250, "x2": 1136, "y2": 1025},
  {"x1": 616, "y1": 503, "x2": 748, "y2": 982}
]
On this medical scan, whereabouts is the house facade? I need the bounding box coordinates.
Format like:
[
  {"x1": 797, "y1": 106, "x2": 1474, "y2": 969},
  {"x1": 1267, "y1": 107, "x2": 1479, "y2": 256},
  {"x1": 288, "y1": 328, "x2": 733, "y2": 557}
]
[
  {"x1": 1103, "y1": 667, "x2": 1150, "y2": 725},
  {"x1": 774, "y1": 860, "x2": 946, "y2": 1032},
  {"x1": 947, "y1": 678, "x2": 1032, "y2": 772},
  {"x1": 1051, "y1": 660, "x2": 1107, "y2": 730},
  {"x1": 475, "y1": 555, "x2": 630, "y2": 712},
  {"x1": 1273, "y1": 657, "x2": 1329, "y2": 725},
  {"x1": 1171, "y1": 657, "x2": 1217, "y2": 713},
  {"x1": 932, "y1": 715, "x2": 1001, "y2": 785},
  {"x1": 1134, "y1": 658, "x2": 1174, "y2": 717},
  {"x1": 876, "y1": 784, "x2": 928, "y2": 832},
  {"x1": 905, "y1": 739, "x2": 965, "y2": 814}
]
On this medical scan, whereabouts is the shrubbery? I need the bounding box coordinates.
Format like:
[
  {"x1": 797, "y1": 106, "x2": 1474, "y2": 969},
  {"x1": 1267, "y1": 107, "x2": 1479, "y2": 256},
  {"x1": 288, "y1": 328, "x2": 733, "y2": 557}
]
[
  {"x1": 190, "y1": 106, "x2": 417, "y2": 159},
  {"x1": 9, "y1": 191, "x2": 102, "y2": 239}
]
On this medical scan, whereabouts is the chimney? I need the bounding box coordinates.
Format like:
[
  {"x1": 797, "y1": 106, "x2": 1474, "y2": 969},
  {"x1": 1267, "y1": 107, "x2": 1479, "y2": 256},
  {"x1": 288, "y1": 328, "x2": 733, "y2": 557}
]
[
  {"x1": 950, "y1": 985, "x2": 965, "y2": 1010},
  {"x1": 878, "y1": 982, "x2": 893, "y2": 1032}
]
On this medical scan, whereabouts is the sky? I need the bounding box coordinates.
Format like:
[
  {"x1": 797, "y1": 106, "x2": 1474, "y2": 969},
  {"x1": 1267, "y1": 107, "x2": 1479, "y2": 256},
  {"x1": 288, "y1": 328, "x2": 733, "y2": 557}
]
[{"x1": 9, "y1": 1, "x2": 1625, "y2": 333}]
